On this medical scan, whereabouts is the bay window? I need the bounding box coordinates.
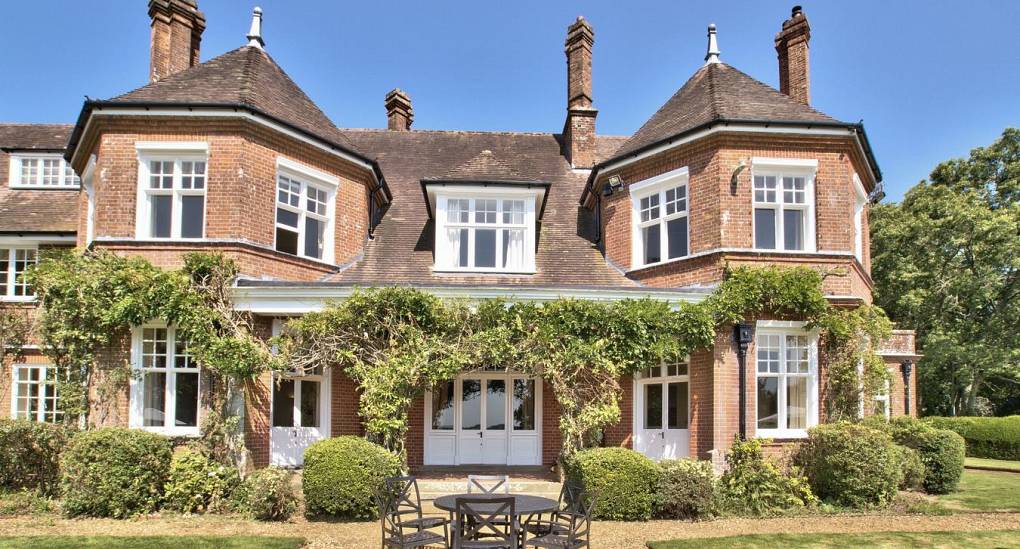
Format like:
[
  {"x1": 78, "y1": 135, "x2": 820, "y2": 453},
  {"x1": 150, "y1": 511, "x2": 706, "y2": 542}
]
[
  {"x1": 629, "y1": 167, "x2": 690, "y2": 269},
  {"x1": 136, "y1": 142, "x2": 209, "y2": 240},
  {"x1": 130, "y1": 325, "x2": 200, "y2": 435},
  {"x1": 9, "y1": 154, "x2": 80, "y2": 188},
  {"x1": 274, "y1": 158, "x2": 337, "y2": 263},
  {"x1": 0, "y1": 247, "x2": 37, "y2": 300},
  {"x1": 755, "y1": 322, "x2": 818, "y2": 438},
  {"x1": 433, "y1": 193, "x2": 537, "y2": 273},
  {"x1": 11, "y1": 365, "x2": 62, "y2": 423},
  {"x1": 752, "y1": 159, "x2": 816, "y2": 252}
]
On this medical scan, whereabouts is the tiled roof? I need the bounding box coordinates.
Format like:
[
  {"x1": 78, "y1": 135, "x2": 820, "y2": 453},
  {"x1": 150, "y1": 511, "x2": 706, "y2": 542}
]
[
  {"x1": 0, "y1": 124, "x2": 78, "y2": 233},
  {"x1": 332, "y1": 130, "x2": 636, "y2": 289},
  {"x1": 610, "y1": 63, "x2": 841, "y2": 160},
  {"x1": 109, "y1": 46, "x2": 363, "y2": 157}
]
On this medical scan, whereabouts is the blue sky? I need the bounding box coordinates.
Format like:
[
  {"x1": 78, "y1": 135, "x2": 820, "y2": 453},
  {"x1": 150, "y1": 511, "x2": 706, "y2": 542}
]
[{"x1": 1, "y1": 1, "x2": 1017, "y2": 201}]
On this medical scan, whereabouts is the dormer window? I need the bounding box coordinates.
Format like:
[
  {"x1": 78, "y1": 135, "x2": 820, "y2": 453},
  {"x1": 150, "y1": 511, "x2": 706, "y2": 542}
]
[
  {"x1": 424, "y1": 183, "x2": 546, "y2": 274},
  {"x1": 629, "y1": 167, "x2": 690, "y2": 270},
  {"x1": 9, "y1": 154, "x2": 79, "y2": 188},
  {"x1": 274, "y1": 157, "x2": 337, "y2": 263},
  {"x1": 751, "y1": 158, "x2": 816, "y2": 252}
]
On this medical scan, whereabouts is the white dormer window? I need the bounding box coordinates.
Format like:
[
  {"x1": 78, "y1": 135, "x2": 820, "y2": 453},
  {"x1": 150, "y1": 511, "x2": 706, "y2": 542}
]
[
  {"x1": 752, "y1": 158, "x2": 816, "y2": 252},
  {"x1": 274, "y1": 157, "x2": 337, "y2": 263},
  {"x1": 9, "y1": 154, "x2": 80, "y2": 188},
  {"x1": 629, "y1": 167, "x2": 690, "y2": 270},
  {"x1": 135, "y1": 142, "x2": 209, "y2": 240}
]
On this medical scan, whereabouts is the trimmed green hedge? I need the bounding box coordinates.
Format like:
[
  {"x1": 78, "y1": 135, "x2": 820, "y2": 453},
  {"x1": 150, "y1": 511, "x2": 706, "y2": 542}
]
[
  {"x1": 566, "y1": 447, "x2": 660, "y2": 521},
  {"x1": 302, "y1": 436, "x2": 400, "y2": 520},
  {"x1": 164, "y1": 450, "x2": 240, "y2": 514},
  {"x1": 655, "y1": 458, "x2": 716, "y2": 520},
  {"x1": 60, "y1": 428, "x2": 173, "y2": 518},
  {"x1": 925, "y1": 416, "x2": 1020, "y2": 461},
  {"x1": 0, "y1": 419, "x2": 72, "y2": 495},
  {"x1": 796, "y1": 422, "x2": 902, "y2": 508},
  {"x1": 887, "y1": 418, "x2": 965, "y2": 494}
]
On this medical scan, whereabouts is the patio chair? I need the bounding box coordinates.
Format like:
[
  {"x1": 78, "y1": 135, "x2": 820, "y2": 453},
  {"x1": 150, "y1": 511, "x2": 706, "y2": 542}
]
[
  {"x1": 375, "y1": 480, "x2": 450, "y2": 549},
  {"x1": 466, "y1": 474, "x2": 510, "y2": 494},
  {"x1": 385, "y1": 476, "x2": 450, "y2": 532},
  {"x1": 522, "y1": 488, "x2": 596, "y2": 549},
  {"x1": 452, "y1": 496, "x2": 518, "y2": 549},
  {"x1": 521, "y1": 482, "x2": 583, "y2": 538}
]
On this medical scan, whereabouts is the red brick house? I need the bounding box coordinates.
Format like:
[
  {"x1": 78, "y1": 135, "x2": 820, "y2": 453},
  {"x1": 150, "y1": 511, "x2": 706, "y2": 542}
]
[{"x1": 1, "y1": 2, "x2": 918, "y2": 470}]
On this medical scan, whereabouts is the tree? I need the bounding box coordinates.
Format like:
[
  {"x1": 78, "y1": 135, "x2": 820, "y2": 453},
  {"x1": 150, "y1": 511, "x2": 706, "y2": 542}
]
[{"x1": 871, "y1": 128, "x2": 1020, "y2": 416}]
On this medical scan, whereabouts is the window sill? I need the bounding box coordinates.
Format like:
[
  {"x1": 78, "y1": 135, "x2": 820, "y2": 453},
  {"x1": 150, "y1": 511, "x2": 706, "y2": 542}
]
[
  {"x1": 756, "y1": 429, "x2": 809, "y2": 440},
  {"x1": 0, "y1": 296, "x2": 37, "y2": 303},
  {"x1": 629, "y1": 255, "x2": 691, "y2": 273},
  {"x1": 137, "y1": 426, "x2": 200, "y2": 437},
  {"x1": 8, "y1": 185, "x2": 80, "y2": 191},
  {"x1": 432, "y1": 268, "x2": 537, "y2": 276}
]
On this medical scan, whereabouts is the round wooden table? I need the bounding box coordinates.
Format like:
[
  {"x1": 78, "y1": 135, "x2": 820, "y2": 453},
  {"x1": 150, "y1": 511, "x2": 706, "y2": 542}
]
[{"x1": 433, "y1": 493, "x2": 558, "y2": 516}]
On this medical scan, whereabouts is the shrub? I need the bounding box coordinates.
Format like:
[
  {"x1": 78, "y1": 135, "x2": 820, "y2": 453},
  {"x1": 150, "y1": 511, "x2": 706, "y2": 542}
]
[
  {"x1": 718, "y1": 438, "x2": 817, "y2": 516},
  {"x1": 887, "y1": 418, "x2": 965, "y2": 494},
  {"x1": 925, "y1": 416, "x2": 1020, "y2": 461},
  {"x1": 302, "y1": 436, "x2": 400, "y2": 519},
  {"x1": 0, "y1": 490, "x2": 56, "y2": 516},
  {"x1": 896, "y1": 445, "x2": 926, "y2": 490},
  {"x1": 59, "y1": 427, "x2": 172, "y2": 518},
  {"x1": 654, "y1": 459, "x2": 716, "y2": 520},
  {"x1": 0, "y1": 419, "x2": 71, "y2": 495},
  {"x1": 565, "y1": 447, "x2": 660, "y2": 521},
  {"x1": 163, "y1": 450, "x2": 240, "y2": 514},
  {"x1": 795, "y1": 422, "x2": 902, "y2": 508},
  {"x1": 233, "y1": 466, "x2": 298, "y2": 521}
]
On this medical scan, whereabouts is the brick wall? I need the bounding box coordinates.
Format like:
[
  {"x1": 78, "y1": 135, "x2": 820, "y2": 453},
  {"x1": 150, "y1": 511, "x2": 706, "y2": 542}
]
[
  {"x1": 603, "y1": 376, "x2": 634, "y2": 449},
  {"x1": 407, "y1": 395, "x2": 424, "y2": 469}
]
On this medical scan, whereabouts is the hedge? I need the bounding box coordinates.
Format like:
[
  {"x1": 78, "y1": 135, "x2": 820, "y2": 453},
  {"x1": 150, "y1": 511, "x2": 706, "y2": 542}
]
[
  {"x1": 163, "y1": 450, "x2": 240, "y2": 514},
  {"x1": 925, "y1": 416, "x2": 1020, "y2": 461},
  {"x1": 887, "y1": 418, "x2": 965, "y2": 494},
  {"x1": 655, "y1": 458, "x2": 716, "y2": 520},
  {"x1": 0, "y1": 419, "x2": 71, "y2": 495},
  {"x1": 718, "y1": 437, "x2": 817, "y2": 516},
  {"x1": 796, "y1": 422, "x2": 902, "y2": 508},
  {"x1": 60, "y1": 428, "x2": 172, "y2": 518},
  {"x1": 232, "y1": 466, "x2": 298, "y2": 521},
  {"x1": 302, "y1": 436, "x2": 400, "y2": 520},
  {"x1": 566, "y1": 447, "x2": 660, "y2": 521}
]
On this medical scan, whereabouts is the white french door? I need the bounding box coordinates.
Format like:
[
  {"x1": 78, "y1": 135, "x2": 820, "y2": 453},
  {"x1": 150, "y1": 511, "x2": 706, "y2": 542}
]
[
  {"x1": 633, "y1": 363, "x2": 690, "y2": 460},
  {"x1": 270, "y1": 368, "x2": 330, "y2": 466},
  {"x1": 426, "y1": 373, "x2": 541, "y2": 466}
]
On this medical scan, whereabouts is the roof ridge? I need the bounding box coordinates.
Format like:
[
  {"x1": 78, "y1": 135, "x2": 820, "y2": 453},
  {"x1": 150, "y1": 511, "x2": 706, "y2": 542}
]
[
  {"x1": 0, "y1": 122, "x2": 73, "y2": 127},
  {"x1": 342, "y1": 128, "x2": 558, "y2": 137},
  {"x1": 706, "y1": 64, "x2": 724, "y2": 120},
  {"x1": 237, "y1": 46, "x2": 260, "y2": 105}
]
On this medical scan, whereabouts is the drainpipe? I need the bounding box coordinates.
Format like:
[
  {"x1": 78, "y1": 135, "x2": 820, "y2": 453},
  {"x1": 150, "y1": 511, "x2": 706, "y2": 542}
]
[
  {"x1": 900, "y1": 361, "x2": 913, "y2": 416},
  {"x1": 734, "y1": 323, "x2": 754, "y2": 440}
]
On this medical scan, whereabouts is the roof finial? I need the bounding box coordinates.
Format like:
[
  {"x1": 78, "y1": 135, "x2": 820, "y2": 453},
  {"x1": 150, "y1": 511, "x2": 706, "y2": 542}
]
[
  {"x1": 704, "y1": 23, "x2": 721, "y2": 65},
  {"x1": 247, "y1": 6, "x2": 264, "y2": 49}
]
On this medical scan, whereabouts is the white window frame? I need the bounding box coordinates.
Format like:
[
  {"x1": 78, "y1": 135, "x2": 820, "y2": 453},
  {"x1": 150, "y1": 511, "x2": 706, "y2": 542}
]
[
  {"x1": 10, "y1": 364, "x2": 62, "y2": 423},
  {"x1": 8, "y1": 153, "x2": 80, "y2": 189},
  {"x1": 873, "y1": 378, "x2": 891, "y2": 420},
  {"x1": 853, "y1": 173, "x2": 867, "y2": 264},
  {"x1": 135, "y1": 142, "x2": 210, "y2": 241},
  {"x1": 754, "y1": 320, "x2": 819, "y2": 439},
  {"x1": 128, "y1": 323, "x2": 201, "y2": 436},
  {"x1": 0, "y1": 245, "x2": 38, "y2": 301},
  {"x1": 629, "y1": 167, "x2": 691, "y2": 270},
  {"x1": 273, "y1": 157, "x2": 338, "y2": 264},
  {"x1": 83, "y1": 156, "x2": 97, "y2": 245},
  {"x1": 433, "y1": 189, "x2": 538, "y2": 274},
  {"x1": 751, "y1": 158, "x2": 817, "y2": 253}
]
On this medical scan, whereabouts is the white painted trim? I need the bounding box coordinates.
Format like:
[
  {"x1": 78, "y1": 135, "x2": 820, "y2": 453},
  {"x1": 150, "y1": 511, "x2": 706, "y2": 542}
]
[
  {"x1": 10, "y1": 363, "x2": 61, "y2": 422},
  {"x1": 625, "y1": 246, "x2": 856, "y2": 274},
  {"x1": 754, "y1": 321, "x2": 819, "y2": 440},
  {"x1": 134, "y1": 145, "x2": 210, "y2": 241},
  {"x1": 750, "y1": 161, "x2": 817, "y2": 253},
  {"x1": 0, "y1": 236, "x2": 76, "y2": 245},
  {"x1": 629, "y1": 167, "x2": 691, "y2": 271},
  {"x1": 276, "y1": 156, "x2": 340, "y2": 188},
  {"x1": 134, "y1": 141, "x2": 210, "y2": 153},
  {"x1": 627, "y1": 166, "x2": 690, "y2": 194},
  {"x1": 128, "y1": 323, "x2": 202, "y2": 437},
  {"x1": 432, "y1": 191, "x2": 539, "y2": 274},
  {"x1": 83, "y1": 155, "x2": 97, "y2": 245},
  {"x1": 273, "y1": 162, "x2": 338, "y2": 264},
  {"x1": 756, "y1": 320, "x2": 809, "y2": 329},
  {"x1": 8, "y1": 153, "x2": 81, "y2": 189},
  {"x1": 751, "y1": 157, "x2": 819, "y2": 169}
]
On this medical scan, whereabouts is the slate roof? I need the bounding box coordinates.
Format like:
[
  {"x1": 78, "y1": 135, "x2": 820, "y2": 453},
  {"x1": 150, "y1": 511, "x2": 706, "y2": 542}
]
[
  {"x1": 610, "y1": 62, "x2": 842, "y2": 160},
  {"x1": 328, "y1": 130, "x2": 636, "y2": 288},
  {"x1": 0, "y1": 123, "x2": 79, "y2": 233}
]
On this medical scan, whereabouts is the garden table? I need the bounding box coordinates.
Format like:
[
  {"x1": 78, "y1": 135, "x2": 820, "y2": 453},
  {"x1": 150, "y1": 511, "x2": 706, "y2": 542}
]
[{"x1": 433, "y1": 493, "x2": 558, "y2": 517}]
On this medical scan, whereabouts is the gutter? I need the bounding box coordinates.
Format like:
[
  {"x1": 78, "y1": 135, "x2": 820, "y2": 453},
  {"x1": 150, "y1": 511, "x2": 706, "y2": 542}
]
[{"x1": 580, "y1": 118, "x2": 883, "y2": 206}]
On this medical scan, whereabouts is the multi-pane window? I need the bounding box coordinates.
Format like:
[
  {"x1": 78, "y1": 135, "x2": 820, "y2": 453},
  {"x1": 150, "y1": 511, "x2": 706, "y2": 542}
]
[
  {"x1": 0, "y1": 247, "x2": 37, "y2": 299},
  {"x1": 134, "y1": 326, "x2": 200, "y2": 434},
  {"x1": 272, "y1": 367, "x2": 323, "y2": 429},
  {"x1": 756, "y1": 330, "x2": 816, "y2": 437},
  {"x1": 873, "y1": 379, "x2": 891, "y2": 419},
  {"x1": 753, "y1": 172, "x2": 813, "y2": 251},
  {"x1": 437, "y1": 196, "x2": 534, "y2": 272},
  {"x1": 640, "y1": 363, "x2": 689, "y2": 431},
  {"x1": 139, "y1": 157, "x2": 207, "y2": 239},
  {"x1": 635, "y1": 183, "x2": 689, "y2": 267},
  {"x1": 275, "y1": 174, "x2": 331, "y2": 261},
  {"x1": 10, "y1": 155, "x2": 80, "y2": 188},
  {"x1": 12, "y1": 365, "x2": 62, "y2": 423}
]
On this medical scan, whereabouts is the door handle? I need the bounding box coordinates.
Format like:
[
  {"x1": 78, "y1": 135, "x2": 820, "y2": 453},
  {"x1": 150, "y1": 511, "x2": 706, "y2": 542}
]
[
  {"x1": 478, "y1": 431, "x2": 483, "y2": 438},
  {"x1": 660, "y1": 431, "x2": 665, "y2": 439}
]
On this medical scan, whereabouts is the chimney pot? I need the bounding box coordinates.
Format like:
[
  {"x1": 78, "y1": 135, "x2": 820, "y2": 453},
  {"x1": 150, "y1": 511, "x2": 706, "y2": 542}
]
[
  {"x1": 148, "y1": 0, "x2": 206, "y2": 83},
  {"x1": 385, "y1": 88, "x2": 413, "y2": 131},
  {"x1": 775, "y1": 5, "x2": 811, "y2": 105},
  {"x1": 563, "y1": 16, "x2": 598, "y2": 168}
]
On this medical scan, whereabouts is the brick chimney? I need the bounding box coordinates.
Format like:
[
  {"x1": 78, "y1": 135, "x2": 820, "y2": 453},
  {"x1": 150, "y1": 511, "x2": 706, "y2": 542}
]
[
  {"x1": 148, "y1": 0, "x2": 206, "y2": 83},
  {"x1": 385, "y1": 89, "x2": 414, "y2": 131},
  {"x1": 563, "y1": 16, "x2": 598, "y2": 169},
  {"x1": 774, "y1": 5, "x2": 811, "y2": 105}
]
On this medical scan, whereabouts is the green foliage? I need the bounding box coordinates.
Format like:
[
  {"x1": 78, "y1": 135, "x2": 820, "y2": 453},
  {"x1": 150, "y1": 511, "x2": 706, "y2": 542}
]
[
  {"x1": 565, "y1": 447, "x2": 660, "y2": 521},
  {"x1": 59, "y1": 427, "x2": 172, "y2": 518},
  {"x1": 163, "y1": 450, "x2": 240, "y2": 514},
  {"x1": 884, "y1": 417, "x2": 966, "y2": 494},
  {"x1": 925, "y1": 416, "x2": 1020, "y2": 460},
  {"x1": 706, "y1": 266, "x2": 830, "y2": 325},
  {"x1": 812, "y1": 305, "x2": 893, "y2": 421},
  {"x1": 795, "y1": 422, "x2": 902, "y2": 507},
  {"x1": 0, "y1": 308, "x2": 31, "y2": 366},
  {"x1": 0, "y1": 419, "x2": 71, "y2": 495},
  {"x1": 654, "y1": 458, "x2": 717, "y2": 520},
  {"x1": 0, "y1": 489, "x2": 55, "y2": 516},
  {"x1": 232, "y1": 466, "x2": 298, "y2": 521},
  {"x1": 871, "y1": 128, "x2": 1020, "y2": 416},
  {"x1": 896, "y1": 445, "x2": 926, "y2": 490},
  {"x1": 718, "y1": 438, "x2": 818, "y2": 516},
  {"x1": 302, "y1": 436, "x2": 401, "y2": 520}
]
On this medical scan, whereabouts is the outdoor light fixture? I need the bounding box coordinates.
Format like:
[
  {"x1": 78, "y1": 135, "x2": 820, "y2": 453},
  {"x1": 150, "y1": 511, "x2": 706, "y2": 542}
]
[
  {"x1": 900, "y1": 361, "x2": 913, "y2": 416},
  {"x1": 730, "y1": 158, "x2": 748, "y2": 194},
  {"x1": 734, "y1": 322, "x2": 754, "y2": 439},
  {"x1": 603, "y1": 174, "x2": 624, "y2": 196}
]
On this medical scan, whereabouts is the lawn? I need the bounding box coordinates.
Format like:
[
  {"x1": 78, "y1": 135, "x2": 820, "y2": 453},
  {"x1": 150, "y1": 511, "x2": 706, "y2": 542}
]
[
  {"x1": 647, "y1": 530, "x2": 1020, "y2": 549},
  {"x1": 939, "y1": 469, "x2": 1020, "y2": 512},
  {"x1": 966, "y1": 457, "x2": 1020, "y2": 472},
  {"x1": 0, "y1": 537, "x2": 305, "y2": 549}
]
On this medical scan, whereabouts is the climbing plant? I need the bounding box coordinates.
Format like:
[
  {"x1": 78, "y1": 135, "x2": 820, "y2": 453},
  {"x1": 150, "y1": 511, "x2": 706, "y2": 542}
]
[{"x1": 0, "y1": 307, "x2": 32, "y2": 367}]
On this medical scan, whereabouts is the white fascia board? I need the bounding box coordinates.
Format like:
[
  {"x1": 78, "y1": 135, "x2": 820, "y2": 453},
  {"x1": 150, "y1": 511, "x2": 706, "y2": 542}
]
[
  {"x1": 231, "y1": 284, "x2": 709, "y2": 314},
  {"x1": 628, "y1": 166, "x2": 689, "y2": 194},
  {"x1": 751, "y1": 157, "x2": 818, "y2": 170},
  {"x1": 135, "y1": 141, "x2": 209, "y2": 153},
  {"x1": 424, "y1": 183, "x2": 548, "y2": 219}
]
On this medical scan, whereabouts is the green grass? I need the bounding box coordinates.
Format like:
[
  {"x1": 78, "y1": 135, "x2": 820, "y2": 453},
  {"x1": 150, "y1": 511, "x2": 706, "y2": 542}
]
[
  {"x1": 939, "y1": 469, "x2": 1020, "y2": 512},
  {"x1": 647, "y1": 530, "x2": 1020, "y2": 549},
  {"x1": 0, "y1": 537, "x2": 305, "y2": 549},
  {"x1": 966, "y1": 457, "x2": 1020, "y2": 472}
]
